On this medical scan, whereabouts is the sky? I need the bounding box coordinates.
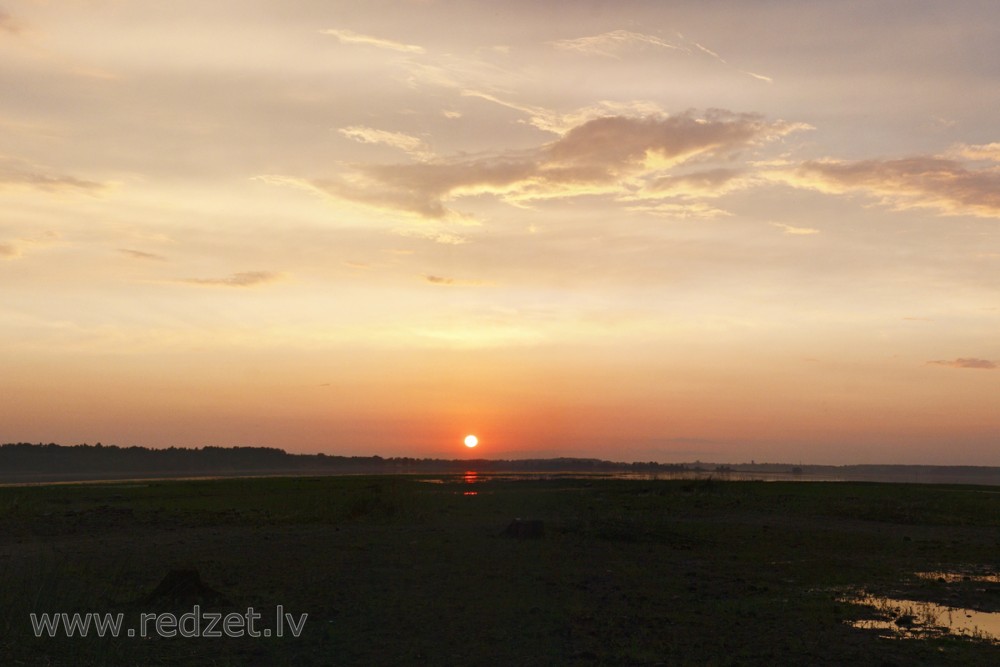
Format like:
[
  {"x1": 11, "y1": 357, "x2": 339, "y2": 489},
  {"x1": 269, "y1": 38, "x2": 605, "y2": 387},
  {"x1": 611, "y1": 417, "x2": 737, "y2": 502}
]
[{"x1": 2, "y1": 1, "x2": 999, "y2": 464}]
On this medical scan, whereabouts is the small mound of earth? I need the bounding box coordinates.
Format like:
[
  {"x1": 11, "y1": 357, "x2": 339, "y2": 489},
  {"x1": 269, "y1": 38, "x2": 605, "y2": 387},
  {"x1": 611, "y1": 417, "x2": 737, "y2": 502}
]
[{"x1": 141, "y1": 569, "x2": 231, "y2": 607}]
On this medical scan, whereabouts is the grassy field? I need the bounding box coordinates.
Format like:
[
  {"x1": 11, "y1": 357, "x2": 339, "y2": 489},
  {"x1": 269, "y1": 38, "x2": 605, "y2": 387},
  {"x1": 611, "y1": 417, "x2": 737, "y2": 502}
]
[{"x1": 1, "y1": 475, "x2": 999, "y2": 665}]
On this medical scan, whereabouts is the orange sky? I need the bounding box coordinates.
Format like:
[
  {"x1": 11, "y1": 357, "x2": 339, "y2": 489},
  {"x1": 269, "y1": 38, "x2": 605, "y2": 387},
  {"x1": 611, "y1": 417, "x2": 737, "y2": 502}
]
[{"x1": 2, "y1": 1, "x2": 999, "y2": 464}]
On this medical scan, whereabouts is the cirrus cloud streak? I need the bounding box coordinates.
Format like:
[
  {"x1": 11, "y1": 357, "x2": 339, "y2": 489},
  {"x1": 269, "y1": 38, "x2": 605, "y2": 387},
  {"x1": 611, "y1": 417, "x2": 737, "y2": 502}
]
[
  {"x1": 320, "y1": 28, "x2": 424, "y2": 54},
  {"x1": 927, "y1": 358, "x2": 998, "y2": 370},
  {"x1": 339, "y1": 126, "x2": 432, "y2": 160},
  {"x1": 551, "y1": 29, "x2": 685, "y2": 58},
  {"x1": 177, "y1": 271, "x2": 282, "y2": 288},
  {"x1": 0, "y1": 157, "x2": 106, "y2": 194}
]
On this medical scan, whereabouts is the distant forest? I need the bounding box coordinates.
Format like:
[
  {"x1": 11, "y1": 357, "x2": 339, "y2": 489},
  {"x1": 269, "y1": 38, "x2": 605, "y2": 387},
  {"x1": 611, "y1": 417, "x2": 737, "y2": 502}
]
[{"x1": 0, "y1": 442, "x2": 685, "y2": 484}]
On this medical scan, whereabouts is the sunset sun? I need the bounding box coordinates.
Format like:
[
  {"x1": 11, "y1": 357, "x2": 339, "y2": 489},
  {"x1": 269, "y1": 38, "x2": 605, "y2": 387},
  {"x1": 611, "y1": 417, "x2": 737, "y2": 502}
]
[{"x1": 464, "y1": 435, "x2": 478, "y2": 448}]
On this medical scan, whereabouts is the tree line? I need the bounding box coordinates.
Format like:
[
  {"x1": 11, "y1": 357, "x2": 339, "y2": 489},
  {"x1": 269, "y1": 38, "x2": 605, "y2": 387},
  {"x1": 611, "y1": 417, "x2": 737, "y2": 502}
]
[{"x1": 0, "y1": 442, "x2": 688, "y2": 482}]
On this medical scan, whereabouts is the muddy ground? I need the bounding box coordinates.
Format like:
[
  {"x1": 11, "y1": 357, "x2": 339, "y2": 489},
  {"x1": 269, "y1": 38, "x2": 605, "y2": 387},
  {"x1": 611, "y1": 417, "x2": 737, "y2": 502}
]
[{"x1": 1, "y1": 475, "x2": 998, "y2": 665}]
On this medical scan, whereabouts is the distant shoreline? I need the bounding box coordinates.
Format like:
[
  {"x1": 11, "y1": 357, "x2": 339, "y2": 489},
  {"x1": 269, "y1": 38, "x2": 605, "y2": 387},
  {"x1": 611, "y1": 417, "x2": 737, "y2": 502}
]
[{"x1": 4, "y1": 442, "x2": 1000, "y2": 486}]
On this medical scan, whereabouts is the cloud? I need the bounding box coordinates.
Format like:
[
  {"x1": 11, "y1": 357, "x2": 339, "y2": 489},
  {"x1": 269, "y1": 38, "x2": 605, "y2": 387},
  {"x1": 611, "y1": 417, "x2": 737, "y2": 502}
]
[
  {"x1": 463, "y1": 91, "x2": 672, "y2": 136},
  {"x1": 118, "y1": 248, "x2": 167, "y2": 261},
  {"x1": 624, "y1": 201, "x2": 731, "y2": 219},
  {"x1": 0, "y1": 230, "x2": 60, "y2": 259},
  {"x1": 927, "y1": 358, "x2": 997, "y2": 370},
  {"x1": 770, "y1": 222, "x2": 820, "y2": 235},
  {"x1": 329, "y1": 157, "x2": 536, "y2": 218},
  {"x1": 400, "y1": 50, "x2": 521, "y2": 94},
  {"x1": 0, "y1": 157, "x2": 106, "y2": 193},
  {"x1": 459, "y1": 90, "x2": 653, "y2": 135},
  {"x1": 955, "y1": 142, "x2": 1000, "y2": 161},
  {"x1": 640, "y1": 168, "x2": 749, "y2": 199},
  {"x1": 682, "y1": 35, "x2": 773, "y2": 83},
  {"x1": 0, "y1": 9, "x2": 21, "y2": 35},
  {"x1": 320, "y1": 28, "x2": 424, "y2": 54},
  {"x1": 546, "y1": 113, "x2": 772, "y2": 170},
  {"x1": 178, "y1": 271, "x2": 282, "y2": 287},
  {"x1": 781, "y1": 156, "x2": 1000, "y2": 219},
  {"x1": 551, "y1": 30, "x2": 686, "y2": 58},
  {"x1": 289, "y1": 111, "x2": 805, "y2": 220},
  {"x1": 339, "y1": 126, "x2": 431, "y2": 159},
  {"x1": 551, "y1": 30, "x2": 772, "y2": 82},
  {"x1": 393, "y1": 227, "x2": 468, "y2": 245},
  {"x1": 422, "y1": 274, "x2": 490, "y2": 286},
  {"x1": 460, "y1": 90, "x2": 557, "y2": 130}
]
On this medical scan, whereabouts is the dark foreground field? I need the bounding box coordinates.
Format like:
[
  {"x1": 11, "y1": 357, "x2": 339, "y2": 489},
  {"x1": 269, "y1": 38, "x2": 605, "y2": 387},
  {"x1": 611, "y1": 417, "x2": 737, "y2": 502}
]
[{"x1": 1, "y1": 475, "x2": 999, "y2": 665}]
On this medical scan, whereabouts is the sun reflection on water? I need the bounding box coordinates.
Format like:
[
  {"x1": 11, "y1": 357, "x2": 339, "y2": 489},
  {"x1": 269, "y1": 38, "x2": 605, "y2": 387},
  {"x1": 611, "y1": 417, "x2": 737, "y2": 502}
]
[{"x1": 463, "y1": 470, "x2": 478, "y2": 495}]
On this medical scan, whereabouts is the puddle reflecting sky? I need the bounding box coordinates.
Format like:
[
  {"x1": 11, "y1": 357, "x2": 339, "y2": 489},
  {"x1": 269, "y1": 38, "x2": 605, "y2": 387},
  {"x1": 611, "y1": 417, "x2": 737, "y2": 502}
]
[
  {"x1": 848, "y1": 593, "x2": 1000, "y2": 643},
  {"x1": 915, "y1": 571, "x2": 1000, "y2": 584}
]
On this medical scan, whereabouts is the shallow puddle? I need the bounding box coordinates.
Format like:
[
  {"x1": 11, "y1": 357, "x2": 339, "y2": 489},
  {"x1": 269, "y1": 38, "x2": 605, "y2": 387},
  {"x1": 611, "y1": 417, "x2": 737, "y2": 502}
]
[
  {"x1": 915, "y1": 571, "x2": 1000, "y2": 584},
  {"x1": 847, "y1": 593, "x2": 1000, "y2": 643}
]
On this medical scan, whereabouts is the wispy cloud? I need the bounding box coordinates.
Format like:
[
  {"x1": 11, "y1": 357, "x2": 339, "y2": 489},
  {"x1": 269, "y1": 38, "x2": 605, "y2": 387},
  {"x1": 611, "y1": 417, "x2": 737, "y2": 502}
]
[
  {"x1": 779, "y1": 156, "x2": 1000, "y2": 219},
  {"x1": 460, "y1": 89, "x2": 556, "y2": 130},
  {"x1": 463, "y1": 91, "x2": 669, "y2": 136},
  {"x1": 339, "y1": 126, "x2": 432, "y2": 159},
  {"x1": 640, "y1": 168, "x2": 750, "y2": 199},
  {"x1": 0, "y1": 230, "x2": 60, "y2": 260},
  {"x1": 551, "y1": 29, "x2": 772, "y2": 82},
  {"x1": 551, "y1": 29, "x2": 685, "y2": 58},
  {"x1": 323, "y1": 157, "x2": 535, "y2": 219},
  {"x1": 344, "y1": 261, "x2": 370, "y2": 269},
  {"x1": 401, "y1": 51, "x2": 520, "y2": 93},
  {"x1": 393, "y1": 227, "x2": 469, "y2": 245},
  {"x1": 0, "y1": 9, "x2": 21, "y2": 35},
  {"x1": 284, "y1": 110, "x2": 805, "y2": 220},
  {"x1": 927, "y1": 358, "x2": 997, "y2": 370},
  {"x1": 770, "y1": 222, "x2": 820, "y2": 235},
  {"x1": 681, "y1": 34, "x2": 773, "y2": 83},
  {"x1": 118, "y1": 248, "x2": 167, "y2": 261},
  {"x1": 954, "y1": 142, "x2": 1000, "y2": 161},
  {"x1": 254, "y1": 173, "x2": 475, "y2": 233},
  {"x1": 0, "y1": 157, "x2": 106, "y2": 193},
  {"x1": 422, "y1": 274, "x2": 490, "y2": 286},
  {"x1": 178, "y1": 271, "x2": 282, "y2": 287},
  {"x1": 624, "y1": 201, "x2": 731, "y2": 219},
  {"x1": 320, "y1": 28, "x2": 424, "y2": 54}
]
